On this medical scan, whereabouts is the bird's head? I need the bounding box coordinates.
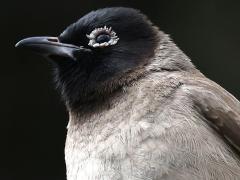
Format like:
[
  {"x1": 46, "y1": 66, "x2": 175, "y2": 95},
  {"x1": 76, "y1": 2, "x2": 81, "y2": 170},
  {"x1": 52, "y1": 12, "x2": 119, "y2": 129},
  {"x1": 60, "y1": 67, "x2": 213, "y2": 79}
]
[{"x1": 16, "y1": 7, "x2": 160, "y2": 109}]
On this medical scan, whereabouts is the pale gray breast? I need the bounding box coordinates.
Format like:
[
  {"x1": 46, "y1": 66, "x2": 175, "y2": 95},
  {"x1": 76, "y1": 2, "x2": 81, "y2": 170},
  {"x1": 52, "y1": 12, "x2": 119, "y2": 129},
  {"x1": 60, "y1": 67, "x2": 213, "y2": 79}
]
[{"x1": 65, "y1": 72, "x2": 240, "y2": 180}]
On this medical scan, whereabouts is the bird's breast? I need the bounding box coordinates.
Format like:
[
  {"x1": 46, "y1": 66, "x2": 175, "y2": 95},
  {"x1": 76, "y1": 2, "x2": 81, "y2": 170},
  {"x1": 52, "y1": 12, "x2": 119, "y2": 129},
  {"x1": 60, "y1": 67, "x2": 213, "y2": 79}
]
[
  {"x1": 65, "y1": 73, "x2": 181, "y2": 180},
  {"x1": 64, "y1": 72, "x2": 240, "y2": 180}
]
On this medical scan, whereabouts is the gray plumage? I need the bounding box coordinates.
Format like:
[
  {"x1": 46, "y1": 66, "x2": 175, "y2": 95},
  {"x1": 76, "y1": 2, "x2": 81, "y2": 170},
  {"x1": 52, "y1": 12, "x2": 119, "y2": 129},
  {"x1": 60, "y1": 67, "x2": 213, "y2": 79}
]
[
  {"x1": 65, "y1": 33, "x2": 240, "y2": 180},
  {"x1": 16, "y1": 7, "x2": 240, "y2": 180}
]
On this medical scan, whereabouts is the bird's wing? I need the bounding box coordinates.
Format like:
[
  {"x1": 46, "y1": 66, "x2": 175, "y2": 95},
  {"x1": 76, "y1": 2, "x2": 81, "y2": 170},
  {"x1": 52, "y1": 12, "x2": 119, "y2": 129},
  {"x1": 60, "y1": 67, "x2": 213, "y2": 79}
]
[{"x1": 182, "y1": 76, "x2": 240, "y2": 152}]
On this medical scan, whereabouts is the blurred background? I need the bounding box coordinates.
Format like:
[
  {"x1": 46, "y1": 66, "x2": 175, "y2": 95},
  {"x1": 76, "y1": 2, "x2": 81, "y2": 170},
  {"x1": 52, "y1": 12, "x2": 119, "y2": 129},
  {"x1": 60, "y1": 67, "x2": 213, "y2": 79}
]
[{"x1": 2, "y1": 0, "x2": 240, "y2": 179}]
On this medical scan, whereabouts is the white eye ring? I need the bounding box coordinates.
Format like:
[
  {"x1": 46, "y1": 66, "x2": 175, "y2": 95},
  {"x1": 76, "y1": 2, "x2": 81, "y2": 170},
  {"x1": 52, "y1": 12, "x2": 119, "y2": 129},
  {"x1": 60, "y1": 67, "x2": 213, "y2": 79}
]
[{"x1": 86, "y1": 26, "x2": 119, "y2": 48}]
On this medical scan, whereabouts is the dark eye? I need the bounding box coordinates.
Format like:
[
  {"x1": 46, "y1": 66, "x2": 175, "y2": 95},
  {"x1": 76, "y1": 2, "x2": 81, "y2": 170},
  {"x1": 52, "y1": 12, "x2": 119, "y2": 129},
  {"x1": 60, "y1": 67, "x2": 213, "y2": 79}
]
[
  {"x1": 87, "y1": 26, "x2": 119, "y2": 48},
  {"x1": 96, "y1": 34, "x2": 111, "y2": 44}
]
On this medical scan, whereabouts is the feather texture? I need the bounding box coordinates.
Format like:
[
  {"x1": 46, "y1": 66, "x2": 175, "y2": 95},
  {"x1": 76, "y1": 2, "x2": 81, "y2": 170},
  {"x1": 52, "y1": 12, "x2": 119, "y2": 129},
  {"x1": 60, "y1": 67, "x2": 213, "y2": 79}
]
[{"x1": 65, "y1": 35, "x2": 240, "y2": 179}]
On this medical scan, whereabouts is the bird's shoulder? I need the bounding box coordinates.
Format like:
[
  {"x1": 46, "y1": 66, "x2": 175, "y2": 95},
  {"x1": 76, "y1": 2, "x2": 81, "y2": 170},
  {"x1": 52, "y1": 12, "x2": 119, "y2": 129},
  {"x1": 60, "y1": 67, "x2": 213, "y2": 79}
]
[{"x1": 178, "y1": 72, "x2": 240, "y2": 152}]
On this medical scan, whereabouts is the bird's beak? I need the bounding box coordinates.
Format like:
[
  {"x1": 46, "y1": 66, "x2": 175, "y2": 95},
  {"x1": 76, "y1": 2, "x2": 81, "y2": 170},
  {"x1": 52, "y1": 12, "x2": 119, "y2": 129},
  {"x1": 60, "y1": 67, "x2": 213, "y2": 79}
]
[{"x1": 15, "y1": 36, "x2": 89, "y2": 60}]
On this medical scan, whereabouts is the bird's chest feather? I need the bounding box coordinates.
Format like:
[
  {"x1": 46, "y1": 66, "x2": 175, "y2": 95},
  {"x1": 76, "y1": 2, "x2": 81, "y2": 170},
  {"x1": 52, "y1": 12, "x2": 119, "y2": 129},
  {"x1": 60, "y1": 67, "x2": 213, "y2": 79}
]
[
  {"x1": 65, "y1": 112, "x2": 171, "y2": 180},
  {"x1": 65, "y1": 76, "x2": 182, "y2": 180},
  {"x1": 64, "y1": 74, "x2": 240, "y2": 180}
]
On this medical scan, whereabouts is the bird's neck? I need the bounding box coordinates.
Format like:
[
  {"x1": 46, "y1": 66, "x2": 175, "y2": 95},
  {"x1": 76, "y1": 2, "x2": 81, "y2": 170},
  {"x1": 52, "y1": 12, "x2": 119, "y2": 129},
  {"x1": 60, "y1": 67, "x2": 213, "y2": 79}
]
[
  {"x1": 147, "y1": 31, "x2": 196, "y2": 72},
  {"x1": 65, "y1": 31, "x2": 198, "y2": 116},
  {"x1": 63, "y1": 65, "x2": 149, "y2": 114},
  {"x1": 66, "y1": 68, "x2": 183, "y2": 127}
]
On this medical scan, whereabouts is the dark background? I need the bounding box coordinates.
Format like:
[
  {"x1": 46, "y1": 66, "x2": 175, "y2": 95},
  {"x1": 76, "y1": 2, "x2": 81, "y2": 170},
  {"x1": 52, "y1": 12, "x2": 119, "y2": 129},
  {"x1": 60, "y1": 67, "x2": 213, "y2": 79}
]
[{"x1": 2, "y1": 0, "x2": 240, "y2": 179}]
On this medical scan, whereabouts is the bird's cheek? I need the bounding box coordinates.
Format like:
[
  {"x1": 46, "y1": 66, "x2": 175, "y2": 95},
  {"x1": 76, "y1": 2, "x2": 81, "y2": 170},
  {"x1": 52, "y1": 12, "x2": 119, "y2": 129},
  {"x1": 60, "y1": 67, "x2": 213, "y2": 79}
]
[{"x1": 73, "y1": 49, "x2": 93, "y2": 62}]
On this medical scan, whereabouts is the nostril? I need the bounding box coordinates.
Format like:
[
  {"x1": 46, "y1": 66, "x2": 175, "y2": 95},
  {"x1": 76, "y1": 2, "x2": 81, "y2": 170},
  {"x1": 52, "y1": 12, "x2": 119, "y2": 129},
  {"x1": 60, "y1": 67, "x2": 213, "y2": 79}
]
[{"x1": 47, "y1": 37, "x2": 59, "y2": 42}]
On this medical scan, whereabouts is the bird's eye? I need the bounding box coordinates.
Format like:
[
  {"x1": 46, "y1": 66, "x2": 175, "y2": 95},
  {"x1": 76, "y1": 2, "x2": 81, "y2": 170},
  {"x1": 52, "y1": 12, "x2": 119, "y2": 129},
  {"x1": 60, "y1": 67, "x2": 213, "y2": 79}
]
[
  {"x1": 86, "y1": 26, "x2": 119, "y2": 48},
  {"x1": 96, "y1": 34, "x2": 111, "y2": 44}
]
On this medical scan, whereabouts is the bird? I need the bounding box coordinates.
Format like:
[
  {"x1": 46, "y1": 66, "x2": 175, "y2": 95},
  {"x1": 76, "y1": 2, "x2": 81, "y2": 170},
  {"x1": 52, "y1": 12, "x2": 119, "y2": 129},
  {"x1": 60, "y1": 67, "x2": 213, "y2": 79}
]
[{"x1": 15, "y1": 7, "x2": 240, "y2": 180}]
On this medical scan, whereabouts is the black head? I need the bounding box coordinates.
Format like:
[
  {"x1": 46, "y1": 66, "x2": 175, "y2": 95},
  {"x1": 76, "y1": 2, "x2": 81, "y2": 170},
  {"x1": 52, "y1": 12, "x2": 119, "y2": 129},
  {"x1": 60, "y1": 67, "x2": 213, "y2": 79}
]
[{"x1": 16, "y1": 7, "x2": 160, "y2": 109}]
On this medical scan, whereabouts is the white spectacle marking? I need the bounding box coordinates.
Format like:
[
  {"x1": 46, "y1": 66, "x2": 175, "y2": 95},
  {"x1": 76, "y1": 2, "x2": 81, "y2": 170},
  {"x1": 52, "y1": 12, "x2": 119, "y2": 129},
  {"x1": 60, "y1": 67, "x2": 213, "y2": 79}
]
[{"x1": 86, "y1": 26, "x2": 119, "y2": 48}]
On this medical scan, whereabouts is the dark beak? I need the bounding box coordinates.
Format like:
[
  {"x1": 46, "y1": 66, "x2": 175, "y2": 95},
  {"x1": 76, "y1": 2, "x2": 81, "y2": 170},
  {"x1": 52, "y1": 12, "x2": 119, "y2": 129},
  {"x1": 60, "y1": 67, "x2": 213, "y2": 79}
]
[{"x1": 15, "y1": 36, "x2": 89, "y2": 60}]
